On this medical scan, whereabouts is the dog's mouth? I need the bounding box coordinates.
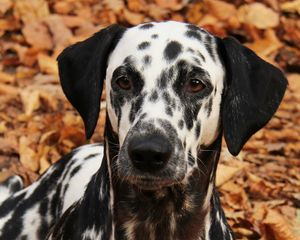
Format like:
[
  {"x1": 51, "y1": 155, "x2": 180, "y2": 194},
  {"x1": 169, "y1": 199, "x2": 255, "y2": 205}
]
[{"x1": 124, "y1": 176, "x2": 180, "y2": 191}]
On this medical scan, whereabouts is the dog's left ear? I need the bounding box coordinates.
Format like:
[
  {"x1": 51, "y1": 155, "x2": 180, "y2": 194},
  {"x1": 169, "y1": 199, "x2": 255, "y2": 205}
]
[
  {"x1": 219, "y1": 37, "x2": 287, "y2": 156},
  {"x1": 57, "y1": 25, "x2": 126, "y2": 139}
]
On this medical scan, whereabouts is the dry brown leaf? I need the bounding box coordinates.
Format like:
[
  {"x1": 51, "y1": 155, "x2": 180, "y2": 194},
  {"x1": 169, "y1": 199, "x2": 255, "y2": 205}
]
[
  {"x1": 127, "y1": 0, "x2": 147, "y2": 12},
  {"x1": 45, "y1": 14, "x2": 72, "y2": 50},
  {"x1": 216, "y1": 164, "x2": 243, "y2": 187},
  {"x1": 123, "y1": 9, "x2": 144, "y2": 25},
  {"x1": 0, "y1": 0, "x2": 12, "y2": 16},
  {"x1": 22, "y1": 21, "x2": 53, "y2": 50},
  {"x1": 238, "y1": 3, "x2": 279, "y2": 29},
  {"x1": 287, "y1": 74, "x2": 300, "y2": 93},
  {"x1": 19, "y1": 89, "x2": 41, "y2": 116},
  {"x1": 245, "y1": 29, "x2": 282, "y2": 58},
  {"x1": 0, "y1": 83, "x2": 18, "y2": 95},
  {"x1": 204, "y1": 0, "x2": 237, "y2": 21},
  {"x1": 37, "y1": 54, "x2": 58, "y2": 75},
  {"x1": 14, "y1": 0, "x2": 50, "y2": 23},
  {"x1": 0, "y1": 71, "x2": 15, "y2": 83},
  {"x1": 281, "y1": 0, "x2": 300, "y2": 15},
  {"x1": 155, "y1": 0, "x2": 184, "y2": 11},
  {"x1": 261, "y1": 209, "x2": 298, "y2": 240},
  {"x1": 19, "y1": 136, "x2": 39, "y2": 172}
]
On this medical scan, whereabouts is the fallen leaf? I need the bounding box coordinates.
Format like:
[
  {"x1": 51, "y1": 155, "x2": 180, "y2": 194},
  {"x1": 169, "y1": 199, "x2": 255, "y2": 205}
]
[
  {"x1": 261, "y1": 209, "x2": 298, "y2": 240},
  {"x1": 22, "y1": 21, "x2": 53, "y2": 50},
  {"x1": 37, "y1": 54, "x2": 58, "y2": 75},
  {"x1": 155, "y1": 0, "x2": 184, "y2": 11},
  {"x1": 19, "y1": 88, "x2": 41, "y2": 116},
  {"x1": 122, "y1": 9, "x2": 144, "y2": 25},
  {"x1": 216, "y1": 164, "x2": 243, "y2": 186},
  {"x1": 0, "y1": 0, "x2": 12, "y2": 16},
  {"x1": 14, "y1": 0, "x2": 50, "y2": 23},
  {"x1": 281, "y1": 0, "x2": 300, "y2": 15},
  {"x1": 19, "y1": 136, "x2": 39, "y2": 172},
  {"x1": 0, "y1": 71, "x2": 15, "y2": 83},
  {"x1": 238, "y1": 3, "x2": 279, "y2": 29},
  {"x1": 204, "y1": 0, "x2": 237, "y2": 21}
]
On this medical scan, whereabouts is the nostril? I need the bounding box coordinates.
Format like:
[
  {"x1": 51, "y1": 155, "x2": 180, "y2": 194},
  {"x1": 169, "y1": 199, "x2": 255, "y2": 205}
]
[{"x1": 128, "y1": 135, "x2": 172, "y2": 172}]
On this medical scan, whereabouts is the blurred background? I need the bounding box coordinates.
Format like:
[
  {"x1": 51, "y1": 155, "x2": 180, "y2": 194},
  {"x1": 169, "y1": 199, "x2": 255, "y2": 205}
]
[{"x1": 0, "y1": 0, "x2": 299, "y2": 239}]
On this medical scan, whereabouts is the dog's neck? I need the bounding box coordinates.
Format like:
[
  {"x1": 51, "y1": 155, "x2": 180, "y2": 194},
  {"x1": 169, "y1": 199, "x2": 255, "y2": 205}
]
[{"x1": 103, "y1": 121, "x2": 234, "y2": 240}]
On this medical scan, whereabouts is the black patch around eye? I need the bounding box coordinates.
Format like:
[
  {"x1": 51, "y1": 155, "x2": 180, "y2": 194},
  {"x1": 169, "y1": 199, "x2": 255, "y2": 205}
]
[
  {"x1": 151, "y1": 34, "x2": 158, "y2": 39},
  {"x1": 143, "y1": 55, "x2": 152, "y2": 65},
  {"x1": 138, "y1": 42, "x2": 150, "y2": 50},
  {"x1": 178, "y1": 120, "x2": 184, "y2": 129},
  {"x1": 188, "y1": 149, "x2": 195, "y2": 166},
  {"x1": 140, "y1": 23, "x2": 154, "y2": 29},
  {"x1": 164, "y1": 41, "x2": 182, "y2": 61},
  {"x1": 149, "y1": 90, "x2": 158, "y2": 102},
  {"x1": 185, "y1": 30, "x2": 202, "y2": 42},
  {"x1": 195, "y1": 122, "x2": 201, "y2": 139}
]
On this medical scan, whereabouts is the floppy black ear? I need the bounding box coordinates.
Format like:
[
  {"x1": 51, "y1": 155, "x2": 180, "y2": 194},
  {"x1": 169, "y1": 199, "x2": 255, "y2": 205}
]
[
  {"x1": 219, "y1": 37, "x2": 287, "y2": 156},
  {"x1": 57, "y1": 24, "x2": 126, "y2": 139}
]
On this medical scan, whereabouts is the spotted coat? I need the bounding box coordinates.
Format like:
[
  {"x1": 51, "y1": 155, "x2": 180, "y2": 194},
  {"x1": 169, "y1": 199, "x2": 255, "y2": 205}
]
[{"x1": 0, "y1": 21, "x2": 287, "y2": 240}]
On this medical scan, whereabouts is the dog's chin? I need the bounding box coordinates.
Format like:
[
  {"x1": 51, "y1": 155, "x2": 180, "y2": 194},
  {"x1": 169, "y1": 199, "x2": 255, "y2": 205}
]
[{"x1": 125, "y1": 176, "x2": 179, "y2": 191}]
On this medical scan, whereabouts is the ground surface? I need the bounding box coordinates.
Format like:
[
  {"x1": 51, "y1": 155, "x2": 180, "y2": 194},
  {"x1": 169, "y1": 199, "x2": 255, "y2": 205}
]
[{"x1": 0, "y1": 0, "x2": 299, "y2": 239}]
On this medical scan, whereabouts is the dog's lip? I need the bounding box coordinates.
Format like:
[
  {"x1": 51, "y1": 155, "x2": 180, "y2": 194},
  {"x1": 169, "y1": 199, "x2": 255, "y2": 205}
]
[{"x1": 124, "y1": 176, "x2": 178, "y2": 190}]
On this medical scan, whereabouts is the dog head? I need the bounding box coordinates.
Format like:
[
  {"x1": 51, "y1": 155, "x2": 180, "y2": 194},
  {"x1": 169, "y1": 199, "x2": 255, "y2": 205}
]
[{"x1": 58, "y1": 22, "x2": 287, "y2": 190}]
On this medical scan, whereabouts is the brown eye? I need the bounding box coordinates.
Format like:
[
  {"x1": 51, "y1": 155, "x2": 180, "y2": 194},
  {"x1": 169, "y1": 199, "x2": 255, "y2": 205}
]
[
  {"x1": 116, "y1": 76, "x2": 131, "y2": 90},
  {"x1": 186, "y1": 79, "x2": 206, "y2": 93}
]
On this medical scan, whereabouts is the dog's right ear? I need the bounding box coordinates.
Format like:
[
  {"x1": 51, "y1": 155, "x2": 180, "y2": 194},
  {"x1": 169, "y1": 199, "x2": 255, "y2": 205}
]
[{"x1": 57, "y1": 24, "x2": 126, "y2": 139}]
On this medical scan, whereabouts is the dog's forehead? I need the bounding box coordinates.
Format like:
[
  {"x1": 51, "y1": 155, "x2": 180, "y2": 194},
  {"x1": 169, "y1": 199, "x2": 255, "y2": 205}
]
[{"x1": 107, "y1": 21, "x2": 224, "y2": 87}]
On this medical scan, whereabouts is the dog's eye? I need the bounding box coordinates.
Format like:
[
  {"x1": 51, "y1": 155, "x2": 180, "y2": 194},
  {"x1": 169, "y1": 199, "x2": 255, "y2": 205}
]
[
  {"x1": 186, "y1": 79, "x2": 206, "y2": 93},
  {"x1": 116, "y1": 76, "x2": 131, "y2": 90}
]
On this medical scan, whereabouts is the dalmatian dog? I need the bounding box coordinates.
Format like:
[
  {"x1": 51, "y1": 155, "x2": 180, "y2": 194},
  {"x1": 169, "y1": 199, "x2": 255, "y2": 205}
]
[{"x1": 0, "y1": 21, "x2": 287, "y2": 240}]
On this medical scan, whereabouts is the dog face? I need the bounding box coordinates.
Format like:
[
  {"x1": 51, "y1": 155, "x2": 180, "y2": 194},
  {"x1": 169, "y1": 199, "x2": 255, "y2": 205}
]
[
  {"x1": 105, "y1": 22, "x2": 225, "y2": 188},
  {"x1": 57, "y1": 21, "x2": 287, "y2": 191}
]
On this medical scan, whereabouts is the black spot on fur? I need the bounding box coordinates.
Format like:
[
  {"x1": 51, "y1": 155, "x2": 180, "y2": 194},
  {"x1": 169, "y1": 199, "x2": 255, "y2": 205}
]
[
  {"x1": 186, "y1": 30, "x2": 202, "y2": 41},
  {"x1": 151, "y1": 34, "x2": 158, "y2": 39},
  {"x1": 164, "y1": 41, "x2": 182, "y2": 61},
  {"x1": 195, "y1": 122, "x2": 201, "y2": 138},
  {"x1": 158, "y1": 70, "x2": 168, "y2": 88},
  {"x1": 149, "y1": 90, "x2": 158, "y2": 102},
  {"x1": 197, "y1": 51, "x2": 206, "y2": 62},
  {"x1": 140, "y1": 23, "x2": 154, "y2": 29},
  {"x1": 193, "y1": 57, "x2": 201, "y2": 66},
  {"x1": 206, "y1": 98, "x2": 213, "y2": 117},
  {"x1": 186, "y1": 24, "x2": 200, "y2": 32},
  {"x1": 166, "y1": 106, "x2": 173, "y2": 116},
  {"x1": 162, "y1": 92, "x2": 171, "y2": 105},
  {"x1": 138, "y1": 42, "x2": 150, "y2": 50},
  {"x1": 70, "y1": 165, "x2": 81, "y2": 178},
  {"x1": 205, "y1": 35, "x2": 216, "y2": 62},
  {"x1": 123, "y1": 55, "x2": 134, "y2": 65},
  {"x1": 178, "y1": 120, "x2": 184, "y2": 129},
  {"x1": 143, "y1": 55, "x2": 152, "y2": 65},
  {"x1": 188, "y1": 150, "x2": 195, "y2": 166},
  {"x1": 187, "y1": 48, "x2": 195, "y2": 53},
  {"x1": 129, "y1": 93, "x2": 146, "y2": 123}
]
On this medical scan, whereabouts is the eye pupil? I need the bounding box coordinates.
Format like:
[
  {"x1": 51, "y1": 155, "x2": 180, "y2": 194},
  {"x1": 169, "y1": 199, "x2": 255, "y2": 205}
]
[
  {"x1": 187, "y1": 79, "x2": 205, "y2": 93},
  {"x1": 116, "y1": 77, "x2": 131, "y2": 90}
]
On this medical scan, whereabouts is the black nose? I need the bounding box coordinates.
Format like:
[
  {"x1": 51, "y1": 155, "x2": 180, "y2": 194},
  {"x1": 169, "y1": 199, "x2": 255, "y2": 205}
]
[{"x1": 128, "y1": 135, "x2": 172, "y2": 172}]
